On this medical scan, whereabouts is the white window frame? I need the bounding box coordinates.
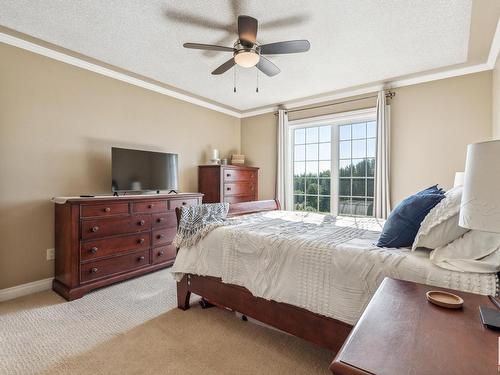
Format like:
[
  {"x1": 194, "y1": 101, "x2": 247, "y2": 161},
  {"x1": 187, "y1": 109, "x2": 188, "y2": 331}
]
[{"x1": 286, "y1": 107, "x2": 377, "y2": 215}]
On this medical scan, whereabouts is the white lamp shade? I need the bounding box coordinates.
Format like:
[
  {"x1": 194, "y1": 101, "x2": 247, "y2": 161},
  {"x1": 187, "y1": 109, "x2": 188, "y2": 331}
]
[
  {"x1": 453, "y1": 172, "x2": 465, "y2": 187},
  {"x1": 459, "y1": 140, "x2": 500, "y2": 233}
]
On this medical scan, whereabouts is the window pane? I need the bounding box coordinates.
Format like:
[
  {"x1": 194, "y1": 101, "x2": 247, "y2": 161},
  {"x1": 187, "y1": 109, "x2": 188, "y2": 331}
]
[
  {"x1": 367, "y1": 178, "x2": 374, "y2": 197},
  {"x1": 294, "y1": 162, "x2": 305, "y2": 177},
  {"x1": 306, "y1": 161, "x2": 318, "y2": 176},
  {"x1": 339, "y1": 179, "x2": 351, "y2": 196},
  {"x1": 339, "y1": 125, "x2": 351, "y2": 140},
  {"x1": 352, "y1": 179, "x2": 366, "y2": 197},
  {"x1": 319, "y1": 161, "x2": 330, "y2": 177},
  {"x1": 367, "y1": 121, "x2": 376, "y2": 138},
  {"x1": 339, "y1": 160, "x2": 352, "y2": 177},
  {"x1": 295, "y1": 128, "x2": 305, "y2": 144},
  {"x1": 352, "y1": 198, "x2": 367, "y2": 216},
  {"x1": 352, "y1": 159, "x2": 366, "y2": 177},
  {"x1": 306, "y1": 178, "x2": 318, "y2": 194},
  {"x1": 294, "y1": 145, "x2": 305, "y2": 161},
  {"x1": 319, "y1": 196, "x2": 331, "y2": 213},
  {"x1": 319, "y1": 178, "x2": 331, "y2": 195},
  {"x1": 294, "y1": 195, "x2": 305, "y2": 211},
  {"x1": 305, "y1": 195, "x2": 318, "y2": 211},
  {"x1": 306, "y1": 144, "x2": 318, "y2": 160},
  {"x1": 352, "y1": 139, "x2": 366, "y2": 158},
  {"x1": 294, "y1": 178, "x2": 305, "y2": 194},
  {"x1": 367, "y1": 158, "x2": 375, "y2": 177},
  {"x1": 339, "y1": 197, "x2": 352, "y2": 215},
  {"x1": 319, "y1": 143, "x2": 331, "y2": 160},
  {"x1": 339, "y1": 141, "x2": 351, "y2": 159},
  {"x1": 367, "y1": 138, "x2": 376, "y2": 158},
  {"x1": 319, "y1": 126, "x2": 331, "y2": 142},
  {"x1": 366, "y1": 198, "x2": 374, "y2": 216},
  {"x1": 352, "y1": 123, "x2": 366, "y2": 139},
  {"x1": 306, "y1": 127, "x2": 318, "y2": 143}
]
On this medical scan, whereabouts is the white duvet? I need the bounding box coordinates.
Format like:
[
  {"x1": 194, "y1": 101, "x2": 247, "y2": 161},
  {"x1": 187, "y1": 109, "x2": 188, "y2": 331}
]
[{"x1": 172, "y1": 210, "x2": 497, "y2": 325}]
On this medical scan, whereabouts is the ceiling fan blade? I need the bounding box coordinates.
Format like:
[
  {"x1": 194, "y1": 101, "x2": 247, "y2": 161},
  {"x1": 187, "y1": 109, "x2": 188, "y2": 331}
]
[
  {"x1": 260, "y1": 40, "x2": 310, "y2": 55},
  {"x1": 238, "y1": 15, "x2": 258, "y2": 45},
  {"x1": 184, "y1": 43, "x2": 235, "y2": 52},
  {"x1": 256, "y1": 56, "x2": 280, "y2": 77},
  {"x1": 212, "y1": 58, "x2": 236, "y2": 75}
]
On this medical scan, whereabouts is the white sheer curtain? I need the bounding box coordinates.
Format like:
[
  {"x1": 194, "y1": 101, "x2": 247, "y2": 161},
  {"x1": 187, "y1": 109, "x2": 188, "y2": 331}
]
[
  {"x1": 276, "y1": 108, "x2": 288, "y2": 208},
  {"x1": 374, "y1": 91, "x2": 391, "y2": 218}
]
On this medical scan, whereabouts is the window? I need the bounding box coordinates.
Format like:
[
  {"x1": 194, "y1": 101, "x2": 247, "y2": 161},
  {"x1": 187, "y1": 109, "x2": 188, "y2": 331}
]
[{"x1": 289, "y1": 109, "x2": 376, "y2": 217}]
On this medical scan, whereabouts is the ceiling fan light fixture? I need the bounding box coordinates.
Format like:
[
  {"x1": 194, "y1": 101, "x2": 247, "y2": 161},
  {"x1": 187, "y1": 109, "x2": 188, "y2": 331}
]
[{"x1": 234, "y1": 50, "x2": 260, "y2": 68}]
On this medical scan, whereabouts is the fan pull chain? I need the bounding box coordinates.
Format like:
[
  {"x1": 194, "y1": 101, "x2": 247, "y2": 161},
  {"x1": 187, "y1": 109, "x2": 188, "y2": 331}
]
[
  {"x1": 256, "y1": 69, "x2": 259, "y2": 93},
  {"x1": 233, "y1": 66, "x2": 237, "y2": 93}
]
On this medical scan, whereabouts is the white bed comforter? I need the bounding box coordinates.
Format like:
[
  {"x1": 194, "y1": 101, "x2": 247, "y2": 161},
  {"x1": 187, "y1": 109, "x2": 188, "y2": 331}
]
[{"x1": 171, "y1": 211, "x2": 497, "y2": 325}]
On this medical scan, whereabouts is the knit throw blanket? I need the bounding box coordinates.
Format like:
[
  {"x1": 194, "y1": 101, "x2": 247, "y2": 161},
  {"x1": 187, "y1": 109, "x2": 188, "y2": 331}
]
[{"x1": 172, "y1": 203, "x2": 231, "y2": 248}]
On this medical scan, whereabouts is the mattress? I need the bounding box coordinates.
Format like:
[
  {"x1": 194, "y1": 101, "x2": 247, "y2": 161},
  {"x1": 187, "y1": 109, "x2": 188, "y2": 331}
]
[{"x1": 171, "y1": 210, "x2": 497, "y2": 325}]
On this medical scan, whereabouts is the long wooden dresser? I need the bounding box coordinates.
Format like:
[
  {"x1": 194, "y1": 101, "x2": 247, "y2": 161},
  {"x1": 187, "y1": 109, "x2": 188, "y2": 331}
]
[
  {"x1": 52, "y1": 193, "x2": 202, "y2": 300},
  {"x1": 198, "y1": 165, "x2": 259, "y2": 204}
]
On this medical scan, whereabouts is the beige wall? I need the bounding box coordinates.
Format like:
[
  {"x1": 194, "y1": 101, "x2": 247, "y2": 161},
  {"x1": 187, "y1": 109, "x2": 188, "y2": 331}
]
[
  {"x1": 493, "y1": 55, "x2": 500, "y2": 139},
  {"x1": 242, "y1": 71, "x2": 492, "y2": 205},
  {"x1": 0, "y1": 43, "x2": 240, "y2": 289}
]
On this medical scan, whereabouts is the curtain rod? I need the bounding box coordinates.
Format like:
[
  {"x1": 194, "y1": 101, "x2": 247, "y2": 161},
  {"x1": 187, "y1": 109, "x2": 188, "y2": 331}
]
[{"x1": 274, "y1": 91, "x2": 396, "y2": 116}]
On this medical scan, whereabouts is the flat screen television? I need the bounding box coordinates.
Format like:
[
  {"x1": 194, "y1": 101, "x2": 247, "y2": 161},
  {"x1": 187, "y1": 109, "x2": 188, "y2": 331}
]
[{"x1": 111, "y1": 147, "x2": 179, "y2": 193}]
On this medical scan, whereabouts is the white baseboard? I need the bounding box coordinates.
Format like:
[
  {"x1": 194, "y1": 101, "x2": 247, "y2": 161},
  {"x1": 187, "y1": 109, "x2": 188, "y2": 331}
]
[{"x1": 0, "y1": 277, "x2": 53, "y2": 302}]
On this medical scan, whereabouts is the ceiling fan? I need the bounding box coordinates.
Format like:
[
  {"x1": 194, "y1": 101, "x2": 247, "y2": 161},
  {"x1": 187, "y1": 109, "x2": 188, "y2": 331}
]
[{"x1": 183, "y1": 15, "x2": 310, "y2": 77}]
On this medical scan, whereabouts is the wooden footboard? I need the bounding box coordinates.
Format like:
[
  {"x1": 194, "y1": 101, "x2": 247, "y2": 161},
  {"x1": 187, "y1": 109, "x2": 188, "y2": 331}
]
[
  {"x1": 175, "y1": 199, "x2": 352, "y2": 353},
  {"x1": 177, "y1": 274, "x2": 352, "y2": 353}
]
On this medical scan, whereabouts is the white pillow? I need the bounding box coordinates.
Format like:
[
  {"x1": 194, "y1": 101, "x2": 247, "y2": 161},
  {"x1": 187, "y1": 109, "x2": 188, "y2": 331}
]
[
  {"x1": 411, "y1": 186, "x2": 469, "y2": 250},
  {"x1": 430, "y1": 230, "x2": 500, "y2": 273}
]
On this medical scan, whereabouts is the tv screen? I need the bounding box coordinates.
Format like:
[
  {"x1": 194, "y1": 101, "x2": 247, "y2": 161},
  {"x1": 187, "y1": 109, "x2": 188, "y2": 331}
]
[{"x1": 111, "y1": 147, "x2": 179, "y2": 192}]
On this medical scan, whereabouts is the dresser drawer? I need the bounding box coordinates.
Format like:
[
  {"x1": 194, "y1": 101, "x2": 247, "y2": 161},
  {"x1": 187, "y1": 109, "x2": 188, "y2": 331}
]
[
  {"x1": 81, "y1": 203, "x2": 129, "y2": 218},
  {"x1": 223, "y1": 169, "x2": 256, "y2": 182},
  {"x1": 169, "y1": 198, "x2": 199, "y2": 210},
  {"x1": 80, "y1": 233, "x2": 150, "y2": 262},
  {"x1": 81, "y1": 215, "x2": 151, "y2": 240},
  {"x1": 152, "y1": 244, "x2": 176, "y2": 264},
  {"x1": 132, "y1": 200, "x2": 168, "y2": 213},
  {"x1": 80, "y1": 249, "x2": 150, "y2": 283},
  {"x1": 224, "y1": 195, "x2": 256, "y2": 204},
  {"x1": 152, "y1": 212, "x2": 177, "y2": 228},
  {"x1": 152, "y1": 227, "x2": 177, "y2": 246},
  {"x1": 224, "y1": 182, "x2": 256, "y2": 196}
]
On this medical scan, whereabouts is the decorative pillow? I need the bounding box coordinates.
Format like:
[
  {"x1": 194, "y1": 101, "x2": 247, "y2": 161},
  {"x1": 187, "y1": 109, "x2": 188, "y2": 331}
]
[
  {"x1": 430, "y1": 230, "x2": 500, "y2": 273},
  {"x1": 411, "y1": 186, "x2": 469, "y2": 250},
  {"x1": 376, "y1": 186, "x2": 445, "y2": 248}
]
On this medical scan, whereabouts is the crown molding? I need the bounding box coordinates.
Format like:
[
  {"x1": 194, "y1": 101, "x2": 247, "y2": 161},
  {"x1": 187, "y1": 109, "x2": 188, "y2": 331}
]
[
  {"x1": 0, "y1": 32, "x2": 242, "y2": 119},
  {"x1": 2, "y1": 18, "x2": 499, "y2": 121}
]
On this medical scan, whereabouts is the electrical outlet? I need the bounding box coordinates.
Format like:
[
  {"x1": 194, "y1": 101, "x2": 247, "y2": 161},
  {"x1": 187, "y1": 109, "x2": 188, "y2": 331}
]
[{"x1": 46, "y1": 248, "x2": 55, "y2": 261}]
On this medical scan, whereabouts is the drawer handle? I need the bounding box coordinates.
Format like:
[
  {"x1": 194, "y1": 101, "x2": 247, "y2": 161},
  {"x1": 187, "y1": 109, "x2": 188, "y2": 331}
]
[
  {"x1": 227, "y1": 187, "x2": 231, "y2": 191},
  {"x1": 138, "y1": 238, "x2": 145, "y2": 244},
  {"x1": 148, "y1": 204, "x2": 154, "y2": 209},
  {"x1": 138, "y1": 256, "x2": 145, "y2": 262},
  {"x1": 91, "y1": 226, "x2": 99, "y2": 233},
  {"x1": 158, "y1": 250, "x2": 165, "y2": 256},
  {"x1": 138, "y1": 220, "x2": 145, "y2": 226},
  {"x1": 157, "y1": 234, "x2": 165, "y2": 239},
  {"x1": 227, "y1": 173, "x2": 231, "y2": 177},
  {"x1": 157, "y1": 217, "x2": 164, "y2": 223},
  {"x1": 104, "y1": 207, "x2": 111, "y2": 212},
  {"x1": 90, "y1": 267, "x2": 98, "y2": 273},
  {"x1": 182, "y1": 201, "x2": 187, "y2": 206},
  {"x1": 90, "y1": 247, "x2": 98, "y2": 254}
]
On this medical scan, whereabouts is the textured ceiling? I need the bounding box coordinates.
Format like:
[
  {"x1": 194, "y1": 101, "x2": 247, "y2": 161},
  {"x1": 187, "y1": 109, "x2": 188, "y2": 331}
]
[{"x1": 0, "y1": 0, "x2": 474, "y2": 111}]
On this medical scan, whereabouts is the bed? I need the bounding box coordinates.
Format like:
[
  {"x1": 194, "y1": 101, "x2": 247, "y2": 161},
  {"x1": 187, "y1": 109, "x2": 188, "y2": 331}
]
[{"x1": 172, "y1": 200, "x2": 497, "y2": 352}]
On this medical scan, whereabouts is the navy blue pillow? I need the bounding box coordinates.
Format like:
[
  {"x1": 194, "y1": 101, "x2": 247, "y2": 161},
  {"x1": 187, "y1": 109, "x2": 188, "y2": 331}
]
[{"x1": 377, "y1": 186, "x2": 445, "y2": 248}]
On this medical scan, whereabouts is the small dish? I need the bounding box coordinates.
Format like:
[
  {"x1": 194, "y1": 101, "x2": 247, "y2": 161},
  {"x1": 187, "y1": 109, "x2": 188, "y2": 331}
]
[{"x1": 426, "y1": 290, "x2": 464, "y2": 309}]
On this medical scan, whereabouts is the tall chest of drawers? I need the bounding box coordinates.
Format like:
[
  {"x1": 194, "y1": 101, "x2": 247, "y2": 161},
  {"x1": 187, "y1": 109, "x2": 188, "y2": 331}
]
[
  {"x1": 53, "y1": 193, "x2": 202, "y2": 300},
  {"x1": 198, "y1": 165, "x2": 259, "y2": 204}
]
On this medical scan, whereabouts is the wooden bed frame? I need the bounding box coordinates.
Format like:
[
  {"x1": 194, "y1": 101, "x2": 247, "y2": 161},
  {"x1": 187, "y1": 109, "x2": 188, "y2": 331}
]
[{"x1": 175, "y1": 200, "x2": 353, "y2": 354}]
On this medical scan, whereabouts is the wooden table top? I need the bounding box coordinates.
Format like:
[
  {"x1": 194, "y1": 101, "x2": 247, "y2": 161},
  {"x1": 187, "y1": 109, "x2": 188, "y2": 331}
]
[{"x1": 330, "y1": 278, "x2": 499, "y2": 375}]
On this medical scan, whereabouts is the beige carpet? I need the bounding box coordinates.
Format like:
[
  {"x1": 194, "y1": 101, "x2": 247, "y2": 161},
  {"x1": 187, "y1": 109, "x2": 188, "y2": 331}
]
[{"x1": 0, "y1": 269, "x2": 332, "y2": 374}]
